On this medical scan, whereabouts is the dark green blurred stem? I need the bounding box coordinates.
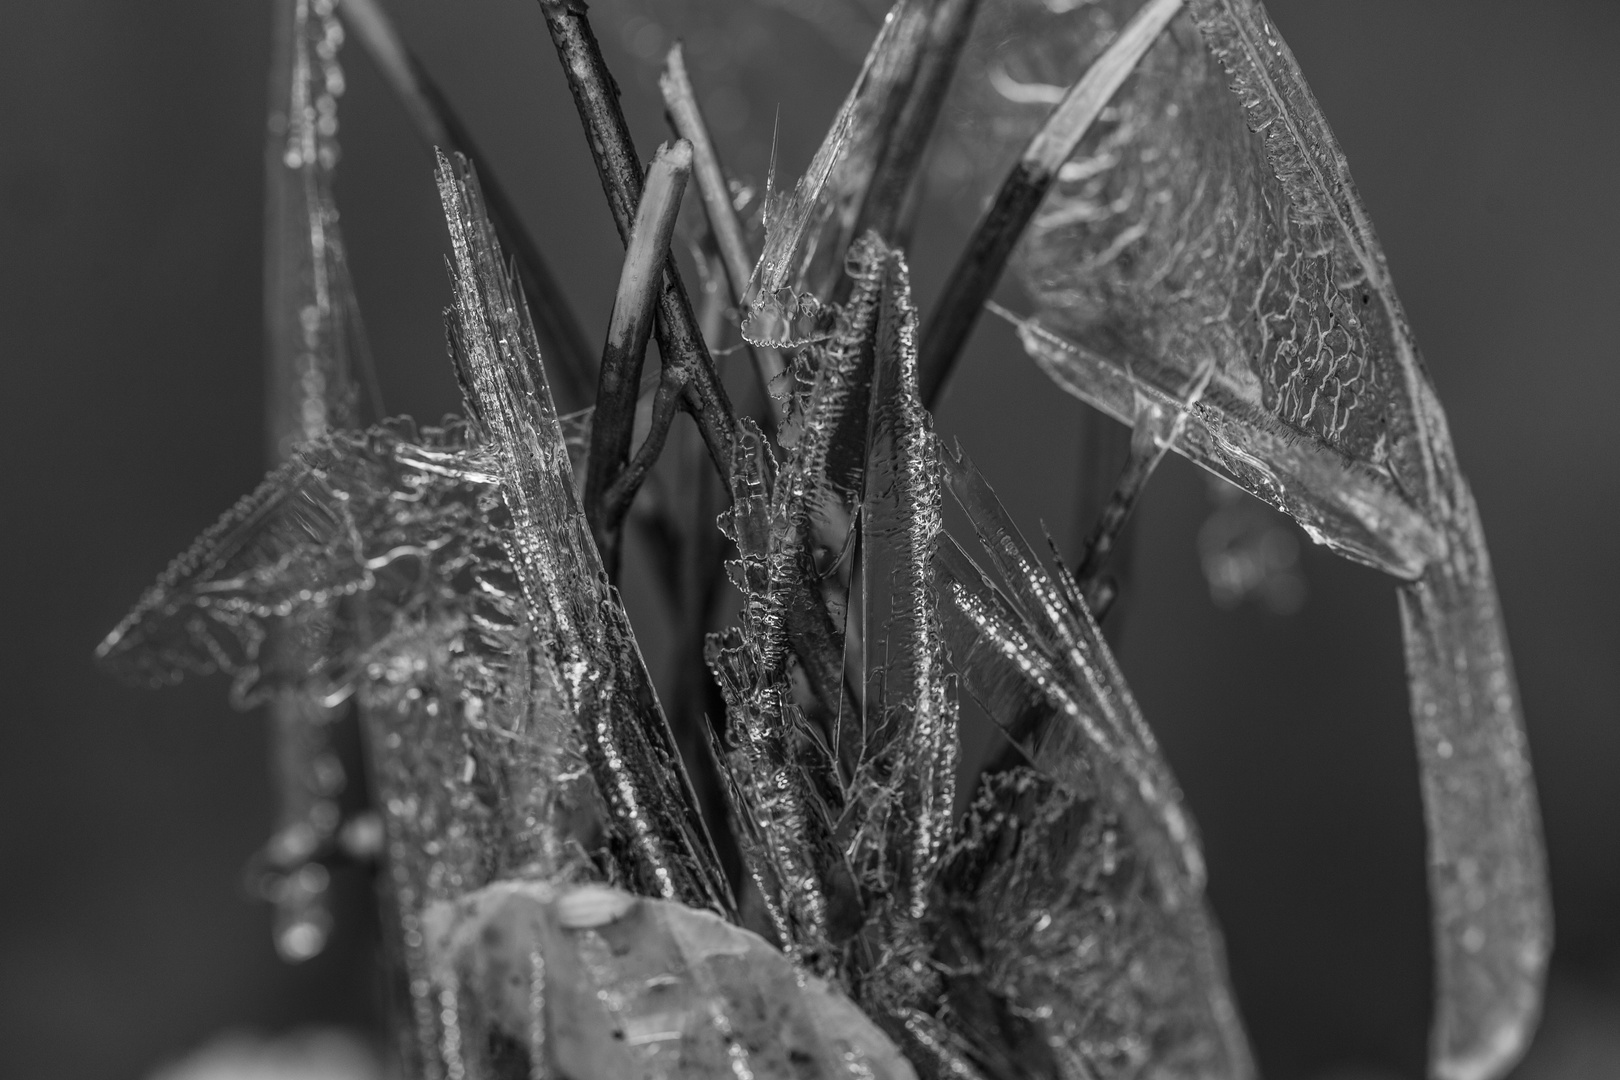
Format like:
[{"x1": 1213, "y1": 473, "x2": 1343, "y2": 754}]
[
  {"x1": 538, "y1": 0, "x2": 740, "y2": 479},
  {"x1": 338, "y1": 0, "x2": 597, "y2": 410}
]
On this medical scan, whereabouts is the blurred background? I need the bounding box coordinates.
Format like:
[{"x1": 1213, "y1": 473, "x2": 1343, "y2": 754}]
[{"x1": 1, "y1": 1, "x2": 1616, "y2": 1078}]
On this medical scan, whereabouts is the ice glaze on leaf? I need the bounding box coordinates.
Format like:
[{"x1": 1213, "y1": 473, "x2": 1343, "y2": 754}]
[{"x1": 848, "y1": 244, "x2": 956, "y2": 931}]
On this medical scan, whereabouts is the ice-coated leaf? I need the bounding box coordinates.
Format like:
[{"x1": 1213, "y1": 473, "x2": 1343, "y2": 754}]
[
  {"x1": 436, "y1": 151, "x2": 733, "y2": 920},
  {"x1": 926, "y1": 448, "x2": 1254, "y2": 1080},
  {"x1": 946, "y1": 2, "x2": 1547, "y2": 1073},
  {"x1": 847, "y1": 244, "x2": 955, "y2": 931},
  {"x1": 743, "y1": 0, "x2": 932, "y2": 347},
  {"x1": 424, "y1": 882, "x2": 919, "y2": 1080}
]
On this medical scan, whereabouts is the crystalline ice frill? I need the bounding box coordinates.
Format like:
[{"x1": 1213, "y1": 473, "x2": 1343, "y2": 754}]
[{"x1": 942, "y1": 4, "x2": 1548, "y2": 1073}]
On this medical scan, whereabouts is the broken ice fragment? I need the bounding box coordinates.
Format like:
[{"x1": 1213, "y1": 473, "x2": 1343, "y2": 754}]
[{"x1": 436, "y1": 151, "x2": 733, "y2": 919}]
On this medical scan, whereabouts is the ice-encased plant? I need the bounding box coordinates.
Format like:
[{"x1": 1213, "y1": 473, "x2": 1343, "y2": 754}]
[{"x1": 98, "y1": 1, "x2": 1549, "y2": 1078}]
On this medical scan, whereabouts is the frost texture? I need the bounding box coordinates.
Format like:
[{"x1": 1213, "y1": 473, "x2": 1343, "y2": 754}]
[
  {"x1": 425, "y1": 882, "x2": 918, "y2": 1080},
  {"x1": 946, "y1": 3, "x2": 1548, "y2": 1076}
]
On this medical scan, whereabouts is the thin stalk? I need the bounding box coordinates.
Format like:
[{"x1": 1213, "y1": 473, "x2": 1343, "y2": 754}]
[
  {"x1": 338, "y1": 0, "x2": 598, "y2": 409},
  {"x1": 587, "y1": 140, "x2": 693, "y2": 577},
  {"x1": 659, "y1": 43, "x2": 785, "y2": 420},
  {"x1": 917, "y1": 0, "x2": 1184, "y2": 407},
  {"x1": 1072, "y1": 420, "x2": 1163, "y2": 618},
  {"x1": 538, "y1": 0, "x2": 739, "y2": 477}
]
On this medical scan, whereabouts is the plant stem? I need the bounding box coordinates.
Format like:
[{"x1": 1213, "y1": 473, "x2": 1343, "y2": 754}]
[
  {"x1": 587, "y1": 140, "x2": 693, "y2": 577},
  {"x1": 917, "y1": 0, "x2": 1184, "y2": 407},
  {"x1": 538, "y1": 0, "x2": 739, "y2": 477},
  {"x1": 660, "y1": 43, "x2": 785, "y2": 420},
  {"x1": 338, "y1": 0, "x2": 598, "y2": 409}
]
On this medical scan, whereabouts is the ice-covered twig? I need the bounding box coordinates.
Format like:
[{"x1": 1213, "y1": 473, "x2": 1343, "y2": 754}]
[
  {"x1": 586, "y1": 140, "x2": 692, "y2": 576},
  {"x1": 916, "y1": 0, "x2": 1185, "y2": 406},
  {"x1": 337, "y1": 0, "x2": 597, "y2": 409}
]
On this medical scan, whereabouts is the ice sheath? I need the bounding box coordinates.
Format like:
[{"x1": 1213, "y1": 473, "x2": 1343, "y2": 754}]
[{"x1": 946, "y1": 2, "x2": 1548, "y2": 1074}]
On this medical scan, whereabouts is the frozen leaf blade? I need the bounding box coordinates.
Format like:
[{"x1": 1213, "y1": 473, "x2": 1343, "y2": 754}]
[
  {"x1": 850, "y1": 240, "x2": 955, "y2": 927},
  {"x1": 436, "y1": 152, "x2": 732, "y2": 918},
  {"x1": 265, "y1": 0, "x2": 377, "y2": 458}
]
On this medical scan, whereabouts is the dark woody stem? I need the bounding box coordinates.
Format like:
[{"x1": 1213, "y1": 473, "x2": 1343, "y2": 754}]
[
  {"x1": 538, "y1": 0, "x2": 740, "y2": 480},
  {"x1": 587, "y1": 141, "x2": 693, "y2": 578}
]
